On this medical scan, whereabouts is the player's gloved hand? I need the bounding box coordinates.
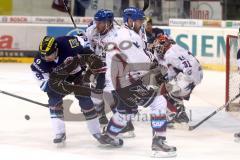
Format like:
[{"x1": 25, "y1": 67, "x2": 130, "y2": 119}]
[
  {"x1": 87, "y1": 55, "x2": 106, "y2": 74},
  {"x1": 155, "y1": 72, "x2": 168, "y2": 85},
  {"x1": 40, "y1": 80, "x2": 49, "y2": 92}
]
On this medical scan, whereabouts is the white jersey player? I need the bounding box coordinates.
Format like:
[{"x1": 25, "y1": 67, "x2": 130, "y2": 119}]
[
  {"x1": 154, "y1": 35, "x2": 203, "y2": 123},
  {"x1": 110, "y1": 7, "x2": 155, "y2": 137},
  {"x1": 85, "y1": 9, "x2": 119, "y2": 126},
  {"x1": 122, "y1": 7, "x2": 147, "y2": 50},
  {"x1": 85, "y1": 11, "x2": 118, "y2": 59},
  {"x1": 100, "y1": 14, "x2": 177, "y2": 157}
]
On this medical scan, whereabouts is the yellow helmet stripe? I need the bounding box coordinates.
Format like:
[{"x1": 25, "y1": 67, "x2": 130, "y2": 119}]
[{"x1": 39, "y1": 37, "x2": 55, "y2": 55}]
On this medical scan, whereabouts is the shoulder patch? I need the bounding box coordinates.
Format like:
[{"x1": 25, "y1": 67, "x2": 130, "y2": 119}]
[{"x1": 69, "y1": 38, "x2": 80, "y2": 48}]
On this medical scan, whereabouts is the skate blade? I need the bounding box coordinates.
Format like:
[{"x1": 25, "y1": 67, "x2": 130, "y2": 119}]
[
  {"x1": 117, "y1": 131, "x2": 136, "y2": 138},
  {"x1": 151, "y1": 150, "x2": 177, "y2": 158}
]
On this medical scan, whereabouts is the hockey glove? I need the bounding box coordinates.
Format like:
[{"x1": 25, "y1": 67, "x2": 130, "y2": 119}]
[{"x1": 155, "y1": 72, "x2": 168, "y2": 85}]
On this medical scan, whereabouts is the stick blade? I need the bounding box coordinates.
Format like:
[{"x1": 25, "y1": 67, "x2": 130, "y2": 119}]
[{"x1": 188, "y1": 125, "x2": 195, "y2": 131}]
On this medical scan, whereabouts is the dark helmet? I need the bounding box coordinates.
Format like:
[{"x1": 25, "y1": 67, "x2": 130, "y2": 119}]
[
  {"x1": 94, "y1": 9, "x2": 114, "y2": 22},
  {"x1": 123, "y1": 7, "x2": 145, "y2": 23},
  {"x1": 39, "y1": 36, "x2": 57, "y2": 57}
]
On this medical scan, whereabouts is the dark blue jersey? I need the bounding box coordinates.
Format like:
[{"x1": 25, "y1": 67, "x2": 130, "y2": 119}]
[{"x1": 31, "y1": 36, "x2": 91, "y2": 81}]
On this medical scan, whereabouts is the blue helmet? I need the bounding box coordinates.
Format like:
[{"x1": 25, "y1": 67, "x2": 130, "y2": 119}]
[
  {"x1": 123, "y1": 7, "x2": 145, "y2": 23},
  {"x1": 94, "y1": 9, "x2": 114, "y2": 22}
]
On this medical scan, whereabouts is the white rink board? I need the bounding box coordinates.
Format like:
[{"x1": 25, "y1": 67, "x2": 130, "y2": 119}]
[{"x1": 0, "y1": 23, "x2": 239, "y2": 68}]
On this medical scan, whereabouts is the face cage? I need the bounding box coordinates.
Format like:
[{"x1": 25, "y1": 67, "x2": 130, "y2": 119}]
[
  {"x1": 154, "y1": 43, "x2": 165, "y2": 59},
  {"x1": 40, "y1": 49, "x2": 58, "y2": 61}
]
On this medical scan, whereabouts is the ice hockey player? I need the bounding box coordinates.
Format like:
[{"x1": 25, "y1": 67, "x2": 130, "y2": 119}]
[
  {"x1": 123, "y1": 7, "x2": 147, "y2": 47},
  {"x1": 99, "y1": 14, "x2": 177, "y2": 157},
  {"x1": 85, "y1": 9, "x2": 119, "y2": 126},
  {"x1": 114, "y1": 6, "x2": 150, "y2": 138},
  {"x1": 145, "y1": 16, "x2": 164, "y2": 44},
  {"x1": 30, "y1": 35, "x2": 110, "y2": 145},
  {"x1": 153, "y1": 35, "x2": 203, "y2": 125}
]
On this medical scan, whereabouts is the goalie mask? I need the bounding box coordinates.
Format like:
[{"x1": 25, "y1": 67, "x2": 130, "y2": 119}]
[{"x1": 154, "y1": 35, "x2": 171, "y2": 59}]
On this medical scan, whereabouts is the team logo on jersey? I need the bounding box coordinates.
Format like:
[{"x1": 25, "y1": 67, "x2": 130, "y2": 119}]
[
  {"x1": 69, "y1": 38, "x2": 80, "y2": 48},
  {"x1": 36, "y1": 59, "x2": 41, "y2": 64}
]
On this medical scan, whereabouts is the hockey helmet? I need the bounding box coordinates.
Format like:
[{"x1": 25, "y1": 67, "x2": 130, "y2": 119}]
[
  {"x1": 123, "y1": 7, "x2": 145, "y2": 23},
  {"x1": 39, "y1": 36, "x2": 57, "y2": 58},
  {"x1": 94, "y1": 9, "x2": 114, "y2": 22}
]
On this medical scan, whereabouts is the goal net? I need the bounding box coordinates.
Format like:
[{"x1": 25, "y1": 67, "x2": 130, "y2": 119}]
[{"x1": 226, "y1": 35, "x2": 240, "y2": 111}]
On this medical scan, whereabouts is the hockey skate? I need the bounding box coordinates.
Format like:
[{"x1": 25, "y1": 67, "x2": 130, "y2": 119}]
[
  {"x1": 53, "y1": 133, "x2": 66, "y2": 147},
  {"x1": 234, "y1": 132, "x2": 240, "y2": 143},
  {"x1": 117, "y1": 121, "x2": 136, "y2": 138},
  {"x1": 94, "y1": 133, "x2": 123, "y2": 147},
  {"x1": 151, "y1": 136, "x2": 177, "y2": 158}
]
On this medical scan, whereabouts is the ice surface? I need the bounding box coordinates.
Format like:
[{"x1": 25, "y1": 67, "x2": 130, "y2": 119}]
[{"x1": 0, "y1": 63, "x2": 239, "y2": 160}]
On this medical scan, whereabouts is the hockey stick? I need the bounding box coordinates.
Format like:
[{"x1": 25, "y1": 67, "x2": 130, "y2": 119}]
[
  {"x1": 143, "y1": 0, "x2": 150, "y2": 12},
  {"x1": 63, "y1": 0, "x2": 77, "y2": 29},
  {"x1": 0, "y1": 90, "x2": 48, "y2": 107},
  {"x1": 188, "y1": 92, "x2": 240, "y2": 131},
  {"x1": 0, "y1": 89, "x2": 86, "y2": 121}
]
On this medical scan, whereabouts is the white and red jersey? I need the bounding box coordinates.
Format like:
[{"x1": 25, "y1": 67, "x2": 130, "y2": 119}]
[
  {"x1": 103, "y1": 27, "x2": 153, "y2": 91},
  {"x1": 158, "y1": 44, "x2": 203, "y2": 85},
  {"x1": 85, "y1": 23, "x2": 118, "y2": 58},
  {"x1": 123, "y1": 24, "x2": 147, "y2": 49}
]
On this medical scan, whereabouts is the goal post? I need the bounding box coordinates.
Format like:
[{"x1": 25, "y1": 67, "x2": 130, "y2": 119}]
[{"x1": 225, "y1": 34, "x2": 240, "y2": 111}]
